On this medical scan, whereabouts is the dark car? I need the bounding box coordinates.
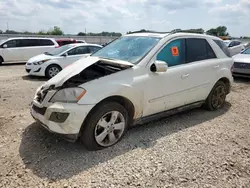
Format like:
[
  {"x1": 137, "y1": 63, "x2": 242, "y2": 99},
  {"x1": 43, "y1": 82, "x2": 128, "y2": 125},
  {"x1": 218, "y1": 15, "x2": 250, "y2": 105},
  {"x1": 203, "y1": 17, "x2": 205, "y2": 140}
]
[{"x1": 55, "y1": 38, "x2": 77, "y2": 46}]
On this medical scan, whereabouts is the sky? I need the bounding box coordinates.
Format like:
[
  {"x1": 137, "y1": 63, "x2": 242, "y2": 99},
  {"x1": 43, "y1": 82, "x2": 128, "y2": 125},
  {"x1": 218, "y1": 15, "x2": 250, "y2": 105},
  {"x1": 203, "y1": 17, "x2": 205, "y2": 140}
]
[{"x1": 0, "y1": 0, "x2": 249, "y2": 36}]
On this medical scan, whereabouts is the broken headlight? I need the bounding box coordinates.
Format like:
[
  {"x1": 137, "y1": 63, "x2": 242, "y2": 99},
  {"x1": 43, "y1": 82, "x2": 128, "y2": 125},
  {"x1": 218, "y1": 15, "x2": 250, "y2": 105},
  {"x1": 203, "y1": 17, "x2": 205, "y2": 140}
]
[{"x1": 50, "y1": 87, "x2": 86, "y2": 103}]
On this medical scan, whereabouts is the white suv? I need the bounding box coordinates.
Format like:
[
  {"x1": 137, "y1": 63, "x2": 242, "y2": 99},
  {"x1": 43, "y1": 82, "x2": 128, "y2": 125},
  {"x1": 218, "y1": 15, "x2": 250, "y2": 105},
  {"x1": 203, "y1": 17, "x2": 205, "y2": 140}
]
[
  {"x1": 0, "y1": 37, "x2": 58, "y2": 65},
  {"x1": 30, "y1": 32, "x2": 234, "y2": 150}
]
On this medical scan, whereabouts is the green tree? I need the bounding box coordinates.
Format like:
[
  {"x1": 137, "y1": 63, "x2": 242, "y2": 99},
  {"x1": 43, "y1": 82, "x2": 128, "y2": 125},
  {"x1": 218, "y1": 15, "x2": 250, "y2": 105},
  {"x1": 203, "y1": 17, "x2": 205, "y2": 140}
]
[
  {"x1": 78, "y1": 32, "x2": 86, "y2": 36},
  {"x1": 206, "y1": 26, "x2": 229, "y2": 36},
  {"x1": 47, "y1": 26, "x2": 64, "y2": 35}
]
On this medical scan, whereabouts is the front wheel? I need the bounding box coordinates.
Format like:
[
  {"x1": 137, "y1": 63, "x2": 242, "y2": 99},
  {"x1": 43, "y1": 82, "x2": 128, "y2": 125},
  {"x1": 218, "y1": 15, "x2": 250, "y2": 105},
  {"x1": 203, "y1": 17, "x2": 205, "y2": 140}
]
[
  {"x1": 45, "y1": 64, "x2": 62, "y2": 79},
  {"x1": 81, "y1": 102, "x2": 129, "y2": 150},
  {"x1": 204, "y1": 81, "x2": 227, "y2": 111}
]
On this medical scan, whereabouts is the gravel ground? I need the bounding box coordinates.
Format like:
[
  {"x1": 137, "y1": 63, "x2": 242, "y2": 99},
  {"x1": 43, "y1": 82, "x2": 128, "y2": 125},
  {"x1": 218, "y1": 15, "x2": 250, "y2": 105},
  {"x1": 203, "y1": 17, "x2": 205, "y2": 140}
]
[{"x1": 0, "y1": 64, "x2": 250, "y2": 188}]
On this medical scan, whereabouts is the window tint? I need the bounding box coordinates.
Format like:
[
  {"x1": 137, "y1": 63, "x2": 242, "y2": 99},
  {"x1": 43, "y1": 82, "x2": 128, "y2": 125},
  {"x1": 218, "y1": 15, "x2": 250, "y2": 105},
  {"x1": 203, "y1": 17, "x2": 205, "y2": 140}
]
[
  {"x1": 67, "y1": 46, "x2": 89, "y2": 55},
  {"x1": 213, "y1": 39, "x2": 231, "y2": 57},
  {"x1": 186, "y1": 38, "x2": 216, "y2": 63},
  {"x1": 21, "y1": 39, "x2": 40, "y2": 47},
  {"x1": 89, "y1": 46, "x2": 101, "y2": 53},
  {"x1": 40, "y1": 39, "x2": 54, "y2": 46},
  {"x1": 234, "y1": 41, "x2": 241, "y2": 46},
  {"x1": 156, "y1": 39, "x2": 185, "y2": 67}
]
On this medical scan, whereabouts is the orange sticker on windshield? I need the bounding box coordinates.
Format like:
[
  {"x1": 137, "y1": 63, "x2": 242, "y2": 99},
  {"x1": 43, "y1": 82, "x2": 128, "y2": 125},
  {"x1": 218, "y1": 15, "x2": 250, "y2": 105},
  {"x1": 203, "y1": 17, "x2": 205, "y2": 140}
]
[{"x1": 171, "y1": 47, "x2": 179, "y2": 56}]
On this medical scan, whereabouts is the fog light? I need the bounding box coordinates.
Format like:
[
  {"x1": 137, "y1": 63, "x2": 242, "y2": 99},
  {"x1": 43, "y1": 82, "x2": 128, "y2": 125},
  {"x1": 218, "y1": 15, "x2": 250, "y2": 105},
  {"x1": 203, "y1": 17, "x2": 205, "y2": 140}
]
[{"x1": 49, "y1": 112, "x2": 69, "y2": 123}]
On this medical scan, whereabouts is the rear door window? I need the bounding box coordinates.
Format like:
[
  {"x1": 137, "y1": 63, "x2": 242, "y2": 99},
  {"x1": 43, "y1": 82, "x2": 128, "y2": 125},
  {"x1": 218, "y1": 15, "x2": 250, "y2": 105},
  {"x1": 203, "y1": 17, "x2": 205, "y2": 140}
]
[
  {"x1": 21, "y1": 39, "x2": 40, "y2": 47},
  {"x1": 186, "y1": 38, "x2": 216, "y2": 63},
  {"x1": 213, "y1": 39, "x2": 231, "y2": 57},
  {"x1": 88, "y1": 46, "x2": 101, "y2": 53}
]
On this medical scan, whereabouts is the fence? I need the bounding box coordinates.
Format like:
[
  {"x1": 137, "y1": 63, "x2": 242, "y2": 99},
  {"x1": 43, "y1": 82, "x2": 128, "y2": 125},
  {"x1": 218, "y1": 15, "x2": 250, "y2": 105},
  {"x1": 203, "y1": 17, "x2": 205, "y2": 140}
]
[{"x1": 0, "y1": 34, "x2": 119, "y2": 45}]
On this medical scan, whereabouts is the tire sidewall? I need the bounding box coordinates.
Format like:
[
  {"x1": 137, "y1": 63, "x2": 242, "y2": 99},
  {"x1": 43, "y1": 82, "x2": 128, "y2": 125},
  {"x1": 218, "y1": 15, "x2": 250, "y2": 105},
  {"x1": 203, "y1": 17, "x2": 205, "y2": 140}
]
[
  {"x1": 45, "y1": 64, "x2": 61, "y2": 78},
  {"x1": 81, "y1": 102, "x2": 129, "y2": 150},
  {"x1": 206, "y1": 81, "x2": 226, "y2": 111}
]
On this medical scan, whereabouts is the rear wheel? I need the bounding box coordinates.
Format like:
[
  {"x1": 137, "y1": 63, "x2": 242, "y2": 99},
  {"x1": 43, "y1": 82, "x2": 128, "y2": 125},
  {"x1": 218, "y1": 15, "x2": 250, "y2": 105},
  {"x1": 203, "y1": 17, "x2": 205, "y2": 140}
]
[
  {"x1": 204, "y1": 81, "x2": 227, "y2": 111},
  {"x1": 45, "y1": 64, "x2": 62, "y2": 78},
  {"x1": 0, "y1": 57, "x2": 3, "y2": 65},
  {"x1": 81, "y1": 102, "x2": 129, "y2": 150}
]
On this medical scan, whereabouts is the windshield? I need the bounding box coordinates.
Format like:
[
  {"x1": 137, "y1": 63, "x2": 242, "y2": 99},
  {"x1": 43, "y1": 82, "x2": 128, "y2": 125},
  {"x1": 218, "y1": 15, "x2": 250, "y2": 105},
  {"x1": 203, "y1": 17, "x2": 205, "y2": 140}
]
[
  {"x1": 45, "y1": 45, "x2": 73, "y2": 56},
  {"x1": 242, "y1": 48, "x2": 250, "y2": 54},
  {"x1": 91, "y1": 36, "x2": 161, "y2": 64}
]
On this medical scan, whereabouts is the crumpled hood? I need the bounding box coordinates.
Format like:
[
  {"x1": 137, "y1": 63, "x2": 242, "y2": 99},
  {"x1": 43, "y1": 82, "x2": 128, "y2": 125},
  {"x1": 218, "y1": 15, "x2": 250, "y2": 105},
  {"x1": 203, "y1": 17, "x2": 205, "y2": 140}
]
[
  {"x1": 42, "y1": 56, "x2": 134, "y2": 88},
  {"x1": 27, "y1": 54, "x2": 57, "y2": 63},
  {"x1": 233, "y1": 54, "x2": 250, "y2": 63}
]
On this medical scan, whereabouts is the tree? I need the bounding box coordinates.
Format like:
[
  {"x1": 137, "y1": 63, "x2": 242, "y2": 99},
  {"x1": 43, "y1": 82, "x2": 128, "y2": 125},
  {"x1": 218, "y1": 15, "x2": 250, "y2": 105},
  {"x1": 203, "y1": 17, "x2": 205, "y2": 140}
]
[
  {"x1": 78, "y1": 32, "x2": 86, "y2": 36},
  {"x1": 37, "y1": 30, "x2": 47, "y2": 35},
  {"x1": 206, "y1": 26, "x2": 229, "y2": 36},
  {"x1": 47, "y1": 26, "x2": 63, "y2": 35},
  {"x1": 0, "y1": 30, "x2": 3, "y2": 34}
]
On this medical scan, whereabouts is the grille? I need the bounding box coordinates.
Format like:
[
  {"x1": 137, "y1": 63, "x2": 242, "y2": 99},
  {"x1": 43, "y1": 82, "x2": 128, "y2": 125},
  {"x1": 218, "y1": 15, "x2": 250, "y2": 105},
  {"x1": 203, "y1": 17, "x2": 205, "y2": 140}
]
[
  {"x1": 26, "y1": 69, "x2": 31, "y2": 73},
  {"x1": 32, "y1": 105, "x2": 47, "y2": 115},
  {"x1": 234, "y1": 62, "x2": 250, "y2": 69}
]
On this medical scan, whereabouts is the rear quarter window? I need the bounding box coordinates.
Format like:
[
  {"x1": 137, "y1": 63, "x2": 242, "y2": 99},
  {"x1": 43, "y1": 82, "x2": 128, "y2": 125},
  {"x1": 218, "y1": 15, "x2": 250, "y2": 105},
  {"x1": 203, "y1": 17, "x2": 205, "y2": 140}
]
[
  {"x1": 213, "y1": 39, "x2": 231, "y2": 57},
  {"x1": 40, "y1": 39, "x2": 54, "y2": 46}
]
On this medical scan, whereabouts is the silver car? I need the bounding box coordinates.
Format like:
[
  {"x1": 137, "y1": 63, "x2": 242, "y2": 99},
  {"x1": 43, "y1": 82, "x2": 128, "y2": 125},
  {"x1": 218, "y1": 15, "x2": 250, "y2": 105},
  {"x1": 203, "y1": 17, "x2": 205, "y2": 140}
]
[{"x1": 232, "y1": 47, "x2": 250, "y2": 78}]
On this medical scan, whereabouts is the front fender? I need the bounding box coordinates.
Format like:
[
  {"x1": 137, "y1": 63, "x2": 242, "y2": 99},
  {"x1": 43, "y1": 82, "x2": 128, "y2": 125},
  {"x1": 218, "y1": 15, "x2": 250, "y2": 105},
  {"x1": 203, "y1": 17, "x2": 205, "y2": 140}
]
[{"x1": 78, "y1": 83, "x2": 144, "y2": 119}]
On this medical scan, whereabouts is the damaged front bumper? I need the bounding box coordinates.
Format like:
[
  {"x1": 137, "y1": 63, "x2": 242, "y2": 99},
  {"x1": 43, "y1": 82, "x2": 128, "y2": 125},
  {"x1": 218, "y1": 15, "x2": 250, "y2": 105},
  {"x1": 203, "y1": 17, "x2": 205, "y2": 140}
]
[{"x1": 30, "y1": 100, "x2": 95, "y2": 141}]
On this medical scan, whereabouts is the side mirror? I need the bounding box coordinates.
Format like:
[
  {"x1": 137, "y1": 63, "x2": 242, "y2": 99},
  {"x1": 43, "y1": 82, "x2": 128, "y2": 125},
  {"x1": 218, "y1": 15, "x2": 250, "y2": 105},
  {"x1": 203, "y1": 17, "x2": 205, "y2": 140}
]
[
  {"x1": 228, "y1": 44, "x2": 233, "y2": 48},
  {"x1": 3, "y1": 44, "x2": 7, "y2": 48},
  {"x1": 62, "y1": 53, "x2": 68, "y2": 57},
  {"x1": 150, "y1": 60, "x2": 168, "y2": 73}
]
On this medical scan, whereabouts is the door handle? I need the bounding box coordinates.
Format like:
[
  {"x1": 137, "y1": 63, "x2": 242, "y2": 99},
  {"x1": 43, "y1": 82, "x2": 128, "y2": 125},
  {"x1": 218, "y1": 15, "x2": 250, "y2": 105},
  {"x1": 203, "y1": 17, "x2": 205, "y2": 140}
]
[
  {"x1": 213, "y1": 65, "x2": 220, "y2": 69},
  {"x1": 181, "y1": 73, "x2": 189, "y2": 79}
]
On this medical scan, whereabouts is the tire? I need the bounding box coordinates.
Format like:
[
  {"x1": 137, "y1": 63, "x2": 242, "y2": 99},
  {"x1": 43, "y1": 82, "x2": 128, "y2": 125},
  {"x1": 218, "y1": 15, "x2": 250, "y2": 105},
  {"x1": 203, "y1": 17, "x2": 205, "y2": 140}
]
[
  {"x1": 81, "y1": 102, "x2": 129, "y2": 151},
  {"x1": 45, "y1": 64, "x2": 62, "y2": 79},
  {"x1": 0, "y1": 57, "x2": 3, "y2": 65},
  {"x1": 204, "y1": 81, "x2": 227, "y2": 111}
]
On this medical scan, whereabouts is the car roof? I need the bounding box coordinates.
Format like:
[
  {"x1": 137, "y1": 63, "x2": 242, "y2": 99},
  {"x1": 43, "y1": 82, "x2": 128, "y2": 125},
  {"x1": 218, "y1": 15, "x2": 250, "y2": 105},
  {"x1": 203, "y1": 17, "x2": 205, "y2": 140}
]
[
  {"x1": 68, "y1": 43, "x2": 102, "y2": 47},
  {"x1": 56, "y1": 38, "x2": 76, "y2": 41},
  {"x1": 4, "y1": 37, "x2": 54, "y2": 40},
  {"x1": 125, "y1": 32, "x2": 223, "y2": 41}
]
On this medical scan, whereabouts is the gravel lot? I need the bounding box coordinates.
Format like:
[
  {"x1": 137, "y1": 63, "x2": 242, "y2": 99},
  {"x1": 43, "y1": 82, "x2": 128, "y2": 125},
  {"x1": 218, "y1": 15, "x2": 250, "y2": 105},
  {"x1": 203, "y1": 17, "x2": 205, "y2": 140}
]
[{"x1": 0, "y1": 64, "x2": 250, "y2": 188}]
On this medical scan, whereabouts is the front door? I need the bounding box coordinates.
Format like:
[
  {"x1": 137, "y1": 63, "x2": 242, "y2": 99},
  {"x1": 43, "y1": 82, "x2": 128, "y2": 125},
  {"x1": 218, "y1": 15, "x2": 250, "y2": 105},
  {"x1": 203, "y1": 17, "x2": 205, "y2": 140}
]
[{"x1": 59, "y1": 46, "x2": 90, "y2": 68}]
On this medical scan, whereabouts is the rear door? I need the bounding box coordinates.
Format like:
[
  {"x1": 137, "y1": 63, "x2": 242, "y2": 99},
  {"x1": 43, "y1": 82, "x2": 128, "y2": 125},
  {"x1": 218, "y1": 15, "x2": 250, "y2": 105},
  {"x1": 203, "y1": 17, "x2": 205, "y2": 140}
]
[
  {"x1": 180, "y1": 38, "x2": 219, "y2": 105},
  {"x1": 59, "y1": 46, "x2": 90, "y2": 68},
  {"x1": 39, "y1": 39, "x2": 56, "y2": 54},
  {"x1": 19, "y1": 39, "x2": 41, "y2": 61}
]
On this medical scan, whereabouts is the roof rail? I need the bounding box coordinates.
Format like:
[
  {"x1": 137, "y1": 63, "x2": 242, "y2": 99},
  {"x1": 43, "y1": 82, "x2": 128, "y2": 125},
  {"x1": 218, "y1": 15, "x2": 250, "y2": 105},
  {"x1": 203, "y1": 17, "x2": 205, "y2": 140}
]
[{"x1": 127, "y1": 30, "x2": 172, "y2": 34}]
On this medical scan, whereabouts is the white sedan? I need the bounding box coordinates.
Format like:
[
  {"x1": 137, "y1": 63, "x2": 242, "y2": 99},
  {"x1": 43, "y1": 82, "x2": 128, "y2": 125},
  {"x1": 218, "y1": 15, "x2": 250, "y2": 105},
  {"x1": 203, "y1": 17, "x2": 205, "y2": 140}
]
[
  {"x1": 232, "y1": 47, "x2": 250, "y2": 77},
  {"x1": 25, "y1": 43, "x2": 102, "y2": 78}
]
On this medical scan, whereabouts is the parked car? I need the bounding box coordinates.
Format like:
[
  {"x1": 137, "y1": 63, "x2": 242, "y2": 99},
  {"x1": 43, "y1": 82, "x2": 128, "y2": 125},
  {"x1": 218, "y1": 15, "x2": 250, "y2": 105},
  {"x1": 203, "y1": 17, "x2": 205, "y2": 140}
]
[
  {"x1": 223, "y1": 40, "x2": 245, "y2": 56},
  {"x1": 30, "y1": 32, "x2": 233, "y2": 150},
  {"x1": 55, "y1": 38, "x2": 77, "y2": 46},
  {"x1": 0, "y1": 37, "x2": 58, "y2": 65},
  {"x1": 232, "y1": 47, "x2": 250, "y2": 77},
  {"x1": 25, "y1": 43, "x2": 102, "y2": 78}
]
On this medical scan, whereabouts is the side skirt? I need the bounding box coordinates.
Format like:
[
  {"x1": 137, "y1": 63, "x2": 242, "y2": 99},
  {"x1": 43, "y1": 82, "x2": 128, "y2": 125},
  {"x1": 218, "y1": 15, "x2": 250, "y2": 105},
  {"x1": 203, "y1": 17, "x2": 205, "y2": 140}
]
[{"x1": 132, "y1": 101, "x2": 205, "y2": 126}]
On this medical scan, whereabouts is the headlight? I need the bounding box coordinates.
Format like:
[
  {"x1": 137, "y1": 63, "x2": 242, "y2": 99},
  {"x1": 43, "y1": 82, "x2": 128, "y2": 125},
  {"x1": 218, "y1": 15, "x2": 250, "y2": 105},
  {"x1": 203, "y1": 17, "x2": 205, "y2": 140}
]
[
  {"x1": 34, "y1": 59, "x2": 50, "y2": 65},
  {"x1": 50, "y1": 87, "x2": 86, "y2": 103}
]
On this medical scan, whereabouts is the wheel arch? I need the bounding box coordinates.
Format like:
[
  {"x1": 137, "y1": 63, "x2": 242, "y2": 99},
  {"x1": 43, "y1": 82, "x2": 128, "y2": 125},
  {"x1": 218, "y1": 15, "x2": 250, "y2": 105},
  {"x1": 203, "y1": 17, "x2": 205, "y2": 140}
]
[
  {"x1": 217, "y1": 77, "x2": 231, "y2": 94},
  {"x1": 81, "y1": 95, "x2": 136, "y2": 133}
]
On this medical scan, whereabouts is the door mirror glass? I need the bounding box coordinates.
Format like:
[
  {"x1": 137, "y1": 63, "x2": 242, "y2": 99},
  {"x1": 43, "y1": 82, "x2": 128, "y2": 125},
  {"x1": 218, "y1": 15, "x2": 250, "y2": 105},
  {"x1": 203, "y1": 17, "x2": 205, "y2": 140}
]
[
  {"x1": 3, "y1": 44, "x2": 7, "y2": 48},
  {"x1": 150, "y1": 60, "x2": 168, "y2": 73}
]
